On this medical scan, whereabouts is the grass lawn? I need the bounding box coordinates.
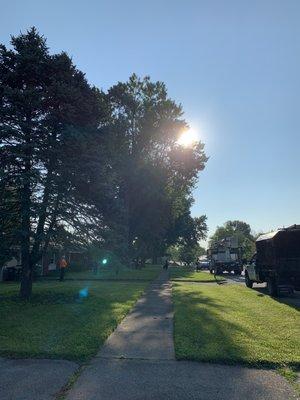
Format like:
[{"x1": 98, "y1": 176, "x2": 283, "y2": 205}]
[
  {"x1": 169, "y1": 266, "x2": 217, "y2": 282},
  {"x1": 173, "y1": 282, "x2": 300, "y2": 369},
  {"x1": 44, "y1": 264, "x2": 161, "y2": 281},
  {"x1": 0, "y1": 280, "x2": 147, "y2": 361}
]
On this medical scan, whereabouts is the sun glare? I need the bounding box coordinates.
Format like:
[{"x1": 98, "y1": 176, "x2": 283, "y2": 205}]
[{"x1": 177, "y1": 129, "x2": 199, "y2": 147}]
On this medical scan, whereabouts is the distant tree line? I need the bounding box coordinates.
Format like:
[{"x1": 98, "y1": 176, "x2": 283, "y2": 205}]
[
  {"x1": 167, "y1": 242, "x2": 206, "y2": 266},
  {"x1": 168, "y1": 220, "x2": 256, "y2": 266},
  {"x1": 0, "y1": 28, "x2": 208, "y2": 298}
]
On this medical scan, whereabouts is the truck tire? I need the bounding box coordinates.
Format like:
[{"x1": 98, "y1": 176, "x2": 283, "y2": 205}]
[
  {"x1": 267, "y1": 279, "x2": 278, "y2": 297},
  {"x1": 245, "y1": 272, "x2": 253, "y2": 288}
]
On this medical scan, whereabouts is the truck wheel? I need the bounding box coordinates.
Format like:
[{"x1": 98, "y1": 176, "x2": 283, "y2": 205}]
[
  {"x1": 209, "y1": 269, "x2": 213, "y2": 274},
  {"x1": 267, "y1": 279, "x2": 278, "y2": 297},
  {"x1": 245, "y1": 273, "x2": 253, "y2": 288}
]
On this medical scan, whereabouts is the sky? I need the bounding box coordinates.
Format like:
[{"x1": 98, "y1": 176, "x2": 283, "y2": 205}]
[{"x1": 1, "y1": 0, "x2": 299, "y2": 242}]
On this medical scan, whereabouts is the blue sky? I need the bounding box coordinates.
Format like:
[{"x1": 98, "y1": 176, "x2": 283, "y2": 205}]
[{"x1": 1, "y1": 0, "x2": 299, "y2": 241}]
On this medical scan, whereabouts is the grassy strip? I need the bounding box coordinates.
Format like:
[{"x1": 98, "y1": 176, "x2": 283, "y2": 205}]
[
  {"x1": 43, "y1": 264, "x2": 161, "y2": 281},
  {"x1": 173, "y1": 282, "x2": 300, "y2": 368},
  {"x1": 169, "y1": 266, "x2": 216, "y2": 282},
  {"x1": 0, "y1": 280, "x2": 147, "y2": 361}
]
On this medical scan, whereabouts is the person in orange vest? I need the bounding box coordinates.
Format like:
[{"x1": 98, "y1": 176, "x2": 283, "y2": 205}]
[{"x1": 59, "y1": 256, "x2": 68, "y2": 281}]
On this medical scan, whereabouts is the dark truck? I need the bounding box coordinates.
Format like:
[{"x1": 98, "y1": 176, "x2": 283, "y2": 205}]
[{"x1": 244, "y1": 224, "x2": 300, "y2": 296}]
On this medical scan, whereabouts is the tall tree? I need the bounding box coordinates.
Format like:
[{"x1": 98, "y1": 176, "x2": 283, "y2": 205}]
[
  {"x1": 106, "y1": 74, "x2": 208, "y2": 262},
  {"x1": 0, "y1": 28, "x2": 107, "y2": 298}
]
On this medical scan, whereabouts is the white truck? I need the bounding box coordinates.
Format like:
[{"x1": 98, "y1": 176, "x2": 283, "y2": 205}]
[{"x1": 208, "y1": 237, "x2": 242, "y2": 275}]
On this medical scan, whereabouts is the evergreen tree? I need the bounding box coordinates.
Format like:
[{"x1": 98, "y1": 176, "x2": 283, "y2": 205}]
[{"x1": 0, "y1": 28, "x2": 107, "y2": 298}]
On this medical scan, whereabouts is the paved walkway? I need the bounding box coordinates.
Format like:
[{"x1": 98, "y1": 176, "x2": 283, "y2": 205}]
[
  {"x1": 66, "y1": 271, "x2": 297, "y2": 400},
  {"x1": 0, "y1": 358, "x2": 77, "y2": 400}
]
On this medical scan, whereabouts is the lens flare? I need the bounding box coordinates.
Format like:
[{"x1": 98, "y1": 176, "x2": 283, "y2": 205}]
[
  {"x1": 177, "y1": 129, "x2": 198, "y2": 147},
  {"x1": 79, "y1": 287, "x2": 89, "y2": 298}
]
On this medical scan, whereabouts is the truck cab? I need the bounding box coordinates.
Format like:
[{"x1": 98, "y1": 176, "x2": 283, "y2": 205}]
[
  {"x1": 245, "y1": 254, "x2": 258, "y2": 284},
  {"x1": 208, "y1": 237, "x2": 242, "y2": 275}
]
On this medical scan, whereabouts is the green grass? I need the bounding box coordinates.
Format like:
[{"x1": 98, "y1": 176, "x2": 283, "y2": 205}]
[
  {"x1": 169, "y1": 266, "x2": 216, "y2": 282},
  {"x1": 0, "y1": 280, "x2": 147, "y2": 361},
  {"x1": 173, "y1": 282, "x2": 300, "y2": 369},
  {"x1": 44, "y1": 264, "x2": 161, "y2": 281}
]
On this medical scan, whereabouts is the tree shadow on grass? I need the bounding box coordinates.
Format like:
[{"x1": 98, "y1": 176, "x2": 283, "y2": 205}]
[
  {"x1": 0, "y1": 290, "x2": 86, "y2": 305},
  {"x1": 0, "y1": 285, "x2": 143, "y2": 362},
  {"x1": 253, "y1": 286, "x2": 300, "y2": 312},
  {"x1": 173, "y1": 287, "x2": 299, "y2": 369},
  {"x1": 174, "y1": 289, "x2": 248, "y2": 364}
]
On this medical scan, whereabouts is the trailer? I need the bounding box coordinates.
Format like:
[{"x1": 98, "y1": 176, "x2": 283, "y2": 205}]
[{"x1": 244, "y1": 224, "x2": 300, "y2": 296}]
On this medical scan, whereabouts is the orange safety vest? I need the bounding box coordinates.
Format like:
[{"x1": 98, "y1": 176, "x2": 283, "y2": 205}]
[{"x1": 59, "y1": 259, "x2": 68, "y2": 268}]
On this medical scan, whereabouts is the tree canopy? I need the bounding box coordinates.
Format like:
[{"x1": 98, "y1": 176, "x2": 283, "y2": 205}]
[
  {"x1": 105, "y1": 74, "x2": 207, "y2": 263},
  {"x1": 0, "y1": 28, "x2": 208, "y2": 298}
]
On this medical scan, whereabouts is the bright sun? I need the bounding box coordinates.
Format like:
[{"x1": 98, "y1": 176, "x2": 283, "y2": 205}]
[{"x1": 177, "y1": 129, "x2": 198, "y2": 147}]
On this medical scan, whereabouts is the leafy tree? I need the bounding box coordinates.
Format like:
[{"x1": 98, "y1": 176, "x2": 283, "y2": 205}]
[
  {"x1": 168, "y1": 242, "x2": 206, "y2": 265},
  {"x1": 106, "y1": 75, "x2": 208, "y2": 262}
]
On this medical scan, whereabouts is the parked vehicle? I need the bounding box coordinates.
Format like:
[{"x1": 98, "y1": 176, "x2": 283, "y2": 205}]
[
  {"x1": 196, "y1": 260, "x2": 210, "y2": 271},
  {"x1": 208, "y1": 237, "x2": 242, "y2": 275},
  {"x1": 244, "y1": 224, "x2": 300, "y2": 296}
]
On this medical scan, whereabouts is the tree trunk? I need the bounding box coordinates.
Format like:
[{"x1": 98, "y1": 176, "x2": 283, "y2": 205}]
[
  {"x1": 30, "y1": 166, "x2": 53, "y2": 266},
  {"x1": 19, "y1": 178, "x2": 32, "y2": 299},
  {"x1": 20, "y1": 127, "x2": 33, "y2": 300},
  {"x1": 152, "y1": 255, "x2": 158, "y2": 265},
  {"x1": 20, "y1": 263, "x2": 32, "y2": 299},
  {"x1": 41, "y1": 193, "x2": 60, "y2": 256}
]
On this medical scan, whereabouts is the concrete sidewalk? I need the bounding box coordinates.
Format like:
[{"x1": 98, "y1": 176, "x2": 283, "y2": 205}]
[
  {"x1": 66, "y1": 271, "x2": 297, "y2": 400},
  {"x1": 0, "y1": 358, "x2": 78, "y2": 400},
  {"x1": 99, "y1": 270, "x2": 174, "y2": 361}
]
